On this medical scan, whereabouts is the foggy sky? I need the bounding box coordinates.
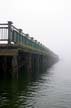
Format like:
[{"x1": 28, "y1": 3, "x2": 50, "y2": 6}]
[{"x1": 0, "y1": 0, "x2": 71, "y2": 59}]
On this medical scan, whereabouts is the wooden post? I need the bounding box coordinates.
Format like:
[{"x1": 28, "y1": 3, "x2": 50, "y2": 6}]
[
  {"x1": 8, "y1": 21, "x2": 13, "y2": 44},
  {"x1": 12, "y1": 55, "x2": 18, "y2": 79},
  {"x1": 27, "y1": 53, "x2": 32, "y2": 73}
]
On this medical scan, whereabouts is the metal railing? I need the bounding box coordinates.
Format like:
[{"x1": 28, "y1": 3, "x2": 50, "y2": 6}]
[
  {"x1": 0, "y1": 24, "x2": 8, "y2": 42},
  {"x1": 0, "y1": 21, "x2": 48, "y2": 53}
]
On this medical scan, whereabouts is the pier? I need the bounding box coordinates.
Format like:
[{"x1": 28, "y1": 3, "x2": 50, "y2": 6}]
[{"x1": 0, "y1": 21, "x2": 58, "y2": 79}]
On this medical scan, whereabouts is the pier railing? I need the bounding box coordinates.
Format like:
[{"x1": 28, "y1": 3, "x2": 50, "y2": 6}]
[
  {"x1": 0, "y1": 21, "x2": 48, "y2": 53},
  {"x1": 0, "y1": 23, "x2": 8, "y2": 42}
]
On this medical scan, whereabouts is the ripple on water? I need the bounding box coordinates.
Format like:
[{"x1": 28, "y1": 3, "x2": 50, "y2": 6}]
[{"x1": 0, "y1": 61, "x2": 71, "y2": 108}]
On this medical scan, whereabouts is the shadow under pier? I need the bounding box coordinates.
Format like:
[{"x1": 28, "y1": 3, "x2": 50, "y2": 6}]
[{"x1": 0, "y1": 45, "x2": 58, "y2": 79}]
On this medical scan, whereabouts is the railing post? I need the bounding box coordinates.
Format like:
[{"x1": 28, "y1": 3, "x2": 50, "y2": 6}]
[
  {"x1": 19, "y1": 29, "x2": 22, "y2": 44},
  {"x1": 8, "y1": 21, "x2": 13, "y2": 44}
]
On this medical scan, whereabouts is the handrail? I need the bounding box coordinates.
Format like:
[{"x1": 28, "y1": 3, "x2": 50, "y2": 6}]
[{"x1": 0, "y1": 21, "x2": 48, "y2": 54}]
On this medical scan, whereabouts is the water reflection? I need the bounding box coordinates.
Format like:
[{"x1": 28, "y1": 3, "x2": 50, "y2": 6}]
[
  {"x1": 0, "y1": 61, "x2": 54, "y2": 108},
  {"x1": 0, "y1": 53, "x2": 59, "y2": 108},
  {"x1": 1, "y1": 58, "x2": 71, "y2": 108}
]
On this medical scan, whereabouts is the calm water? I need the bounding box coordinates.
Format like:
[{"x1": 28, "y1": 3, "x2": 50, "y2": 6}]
[{"x1": 0, "y1": 58, "x2": 71, "y2": 108}]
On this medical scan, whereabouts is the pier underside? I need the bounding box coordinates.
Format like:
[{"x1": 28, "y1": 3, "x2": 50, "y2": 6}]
[
  {"x1": 0, "y1": 21, "x2": 58, "y2": 79},
  {"x1": 0, "y1": 44, "x2": 57, "y2": 79}
]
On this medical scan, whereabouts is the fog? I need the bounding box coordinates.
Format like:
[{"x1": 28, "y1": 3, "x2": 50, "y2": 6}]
[{"x1": 0, "y1": 0, "x2": 71, "y2": 59}]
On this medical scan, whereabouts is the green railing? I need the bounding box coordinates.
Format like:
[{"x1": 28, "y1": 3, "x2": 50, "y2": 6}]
[{"x1": 0, "y1": 21, "x2": 48, "y2": 54}]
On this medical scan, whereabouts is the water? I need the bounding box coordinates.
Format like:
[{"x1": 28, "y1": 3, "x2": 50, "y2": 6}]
[{"x1": 0, "y1": 58, "x2": 71, "y2": 108}]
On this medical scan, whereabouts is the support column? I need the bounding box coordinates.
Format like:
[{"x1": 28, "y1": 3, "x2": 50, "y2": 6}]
[
  {"x1": 27, "y1": 53, "x2": 32, "y2": 73},
  {"x1": 33, "y1": 54, "x2": 40, "y2": 74},
  {"x1": 12, "y1": 55, "x2": 18, "y2": 79}
]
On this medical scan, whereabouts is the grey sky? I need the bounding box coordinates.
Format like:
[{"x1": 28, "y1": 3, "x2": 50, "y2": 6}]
[{"x1": 0, "y1": 0, "x2": 71, "y2": 58}]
